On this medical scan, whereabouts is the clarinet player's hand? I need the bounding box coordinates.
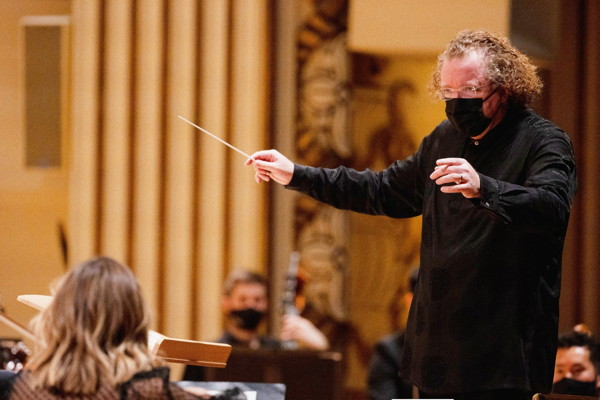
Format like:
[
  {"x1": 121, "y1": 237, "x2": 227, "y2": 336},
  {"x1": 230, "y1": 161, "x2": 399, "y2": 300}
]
[{"x1": 280, "y1": 314, "x2": 329, "y2": 351}]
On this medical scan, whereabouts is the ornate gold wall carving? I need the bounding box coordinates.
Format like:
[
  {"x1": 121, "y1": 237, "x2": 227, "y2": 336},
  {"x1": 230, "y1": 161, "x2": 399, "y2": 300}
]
[{"x1": 294, "y1": 1, "x2": 444, "y2": 394}]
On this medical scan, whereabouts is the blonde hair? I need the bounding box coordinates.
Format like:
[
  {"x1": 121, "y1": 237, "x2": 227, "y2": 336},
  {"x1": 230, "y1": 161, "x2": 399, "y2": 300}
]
[
  {"x1": 429, "y1": 30, "x2": 543, "y2": 107},
  {"x1": 28, "y1": 256, "x2": 158, "y2": 395}
]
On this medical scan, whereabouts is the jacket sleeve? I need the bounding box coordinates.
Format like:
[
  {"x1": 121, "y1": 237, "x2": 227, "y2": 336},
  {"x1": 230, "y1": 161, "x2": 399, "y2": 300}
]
[
  {"x1": 286, "y1": 152, "x2": 425, "y2": 219},
  {"x1": 476, "y1": 129, "x2": 577, "y2": 235}
]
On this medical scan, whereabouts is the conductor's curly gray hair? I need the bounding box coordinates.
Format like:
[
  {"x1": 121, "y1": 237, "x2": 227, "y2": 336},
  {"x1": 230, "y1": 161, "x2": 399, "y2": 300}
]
[{"x1": 429, "y1": 30, "x2": 543, "y2": 107}]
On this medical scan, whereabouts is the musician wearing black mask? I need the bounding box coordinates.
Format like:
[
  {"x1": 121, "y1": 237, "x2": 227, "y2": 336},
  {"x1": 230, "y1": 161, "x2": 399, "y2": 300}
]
[
  {"x1": 183, "y1": 269, "x2": 328, "y2": 381},
  {"x1": 219, "y1": 270, "x2": 273, "y2": 348},
  {"x1": 552, "y1": 326, "x2": 600, "y2": 397}
]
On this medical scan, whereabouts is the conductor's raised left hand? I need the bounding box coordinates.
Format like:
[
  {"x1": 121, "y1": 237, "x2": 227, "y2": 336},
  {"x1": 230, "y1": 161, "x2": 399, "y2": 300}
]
[{"x1": 430, "y1": 158, "x2": 481, "y2": 198}]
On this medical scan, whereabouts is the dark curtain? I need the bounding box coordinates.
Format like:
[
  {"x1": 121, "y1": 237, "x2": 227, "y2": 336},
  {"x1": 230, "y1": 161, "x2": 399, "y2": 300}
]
[{"x1": 553, "y1": 0, "x2": 600, "y2": 333}]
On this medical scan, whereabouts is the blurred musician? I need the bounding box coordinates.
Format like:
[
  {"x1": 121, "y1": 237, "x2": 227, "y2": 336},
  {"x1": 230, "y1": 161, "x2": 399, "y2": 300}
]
[{"x1": 183, "y1": 268, "x2": 328, "y2": 381}]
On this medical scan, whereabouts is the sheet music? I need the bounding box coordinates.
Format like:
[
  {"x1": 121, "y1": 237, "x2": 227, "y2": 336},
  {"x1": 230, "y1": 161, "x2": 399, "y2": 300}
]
[
  {"x1": 147, "y1": 330, "x2": 164, "y2": 353},
  {"x1": 207, "y1": 390, "x2": 257, "y2": 400}
]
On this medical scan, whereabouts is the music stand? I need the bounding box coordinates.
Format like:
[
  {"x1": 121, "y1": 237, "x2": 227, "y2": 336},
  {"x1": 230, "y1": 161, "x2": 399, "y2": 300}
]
[
  {"x1": 198, "y1": 347, "x2": 343, "y2": 400},
  {"x1": 176, "y1": 381, "x2": 285, "y2": 400}
]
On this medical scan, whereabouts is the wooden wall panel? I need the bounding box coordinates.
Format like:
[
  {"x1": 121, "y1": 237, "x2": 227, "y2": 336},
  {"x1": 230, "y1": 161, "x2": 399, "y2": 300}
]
[
  {"x1": 0, "y1": 0, "x2": 72, "y2": 340},
  {"x1": 131, "y1": 0, "x2": 164, "y2": 322},
  {"x1": 69, "y1": 0, "x2": 101, "y2": 262},
  {"x1": 69, "y1": 0, "x2": 270, "y2": 344},
  {"x1": 228, "y1": 0, "x2": 269, "y2": 273},
  {"x1": 195, "y1": 0, "x2": 230, "y2": 341},
  {"x1": 163, "y1": 0, "x2": 198, "y2": 338},
  {"x1": 578, "y1": 0, "x2": 600, "y2": 330},
  {"x1": 101, "y1": 0, "x2": 132, "y2": 261}
]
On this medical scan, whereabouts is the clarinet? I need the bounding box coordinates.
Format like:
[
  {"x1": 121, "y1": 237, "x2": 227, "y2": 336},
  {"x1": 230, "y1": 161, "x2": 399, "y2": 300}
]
[{"x1": 281, "y1": 251, "x2": 300, "y2": 349}]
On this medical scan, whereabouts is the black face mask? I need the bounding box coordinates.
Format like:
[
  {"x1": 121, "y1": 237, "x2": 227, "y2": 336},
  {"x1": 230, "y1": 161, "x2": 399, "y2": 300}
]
[
  {"x1": 445, "y1": 90, "x2": 497, "y2": 138},
  {"x1": 229, "y1": 308, "x2": 265, "y2": 330},
  {"x1": 552, "y1": 377, "x2": 597, "y2": 396}
]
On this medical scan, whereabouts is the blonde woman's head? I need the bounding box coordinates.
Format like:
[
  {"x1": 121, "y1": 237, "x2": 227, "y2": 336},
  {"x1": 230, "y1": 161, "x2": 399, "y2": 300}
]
[{"x1": 30, "y1": 256, "x2": 156, "y2": 395}]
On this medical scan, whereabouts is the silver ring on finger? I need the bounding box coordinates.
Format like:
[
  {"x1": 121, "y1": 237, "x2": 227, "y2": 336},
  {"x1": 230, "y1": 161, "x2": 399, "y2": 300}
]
[{"x1": 455, "y1": 173, "x2": 463, "y2": 185}]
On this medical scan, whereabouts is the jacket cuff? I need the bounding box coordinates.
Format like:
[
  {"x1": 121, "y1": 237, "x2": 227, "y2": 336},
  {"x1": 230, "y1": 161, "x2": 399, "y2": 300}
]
[
  {"x1": 478, "y1": 173, "x2": 499, "y2": 212},
  {"x1": 286, "y1": 164, "x2": 314, "y2": 191}
]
